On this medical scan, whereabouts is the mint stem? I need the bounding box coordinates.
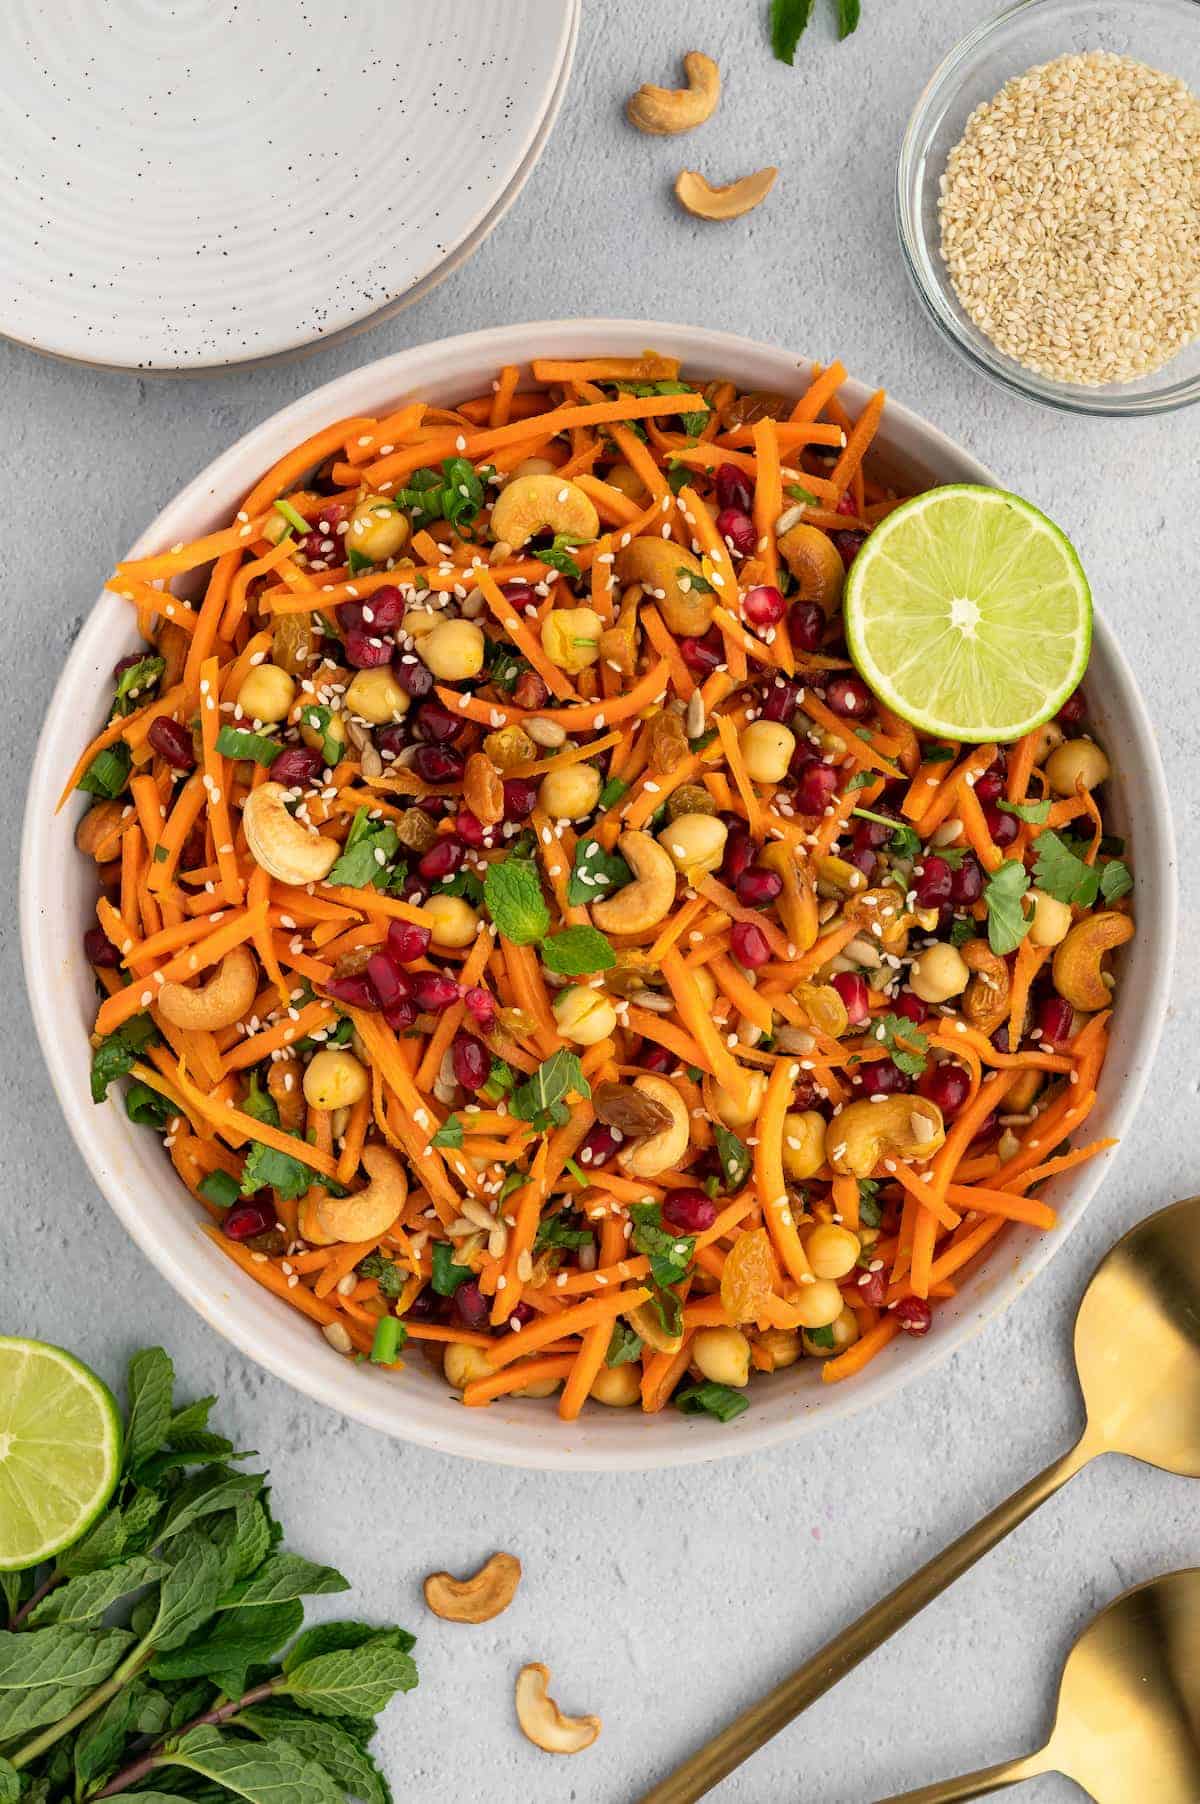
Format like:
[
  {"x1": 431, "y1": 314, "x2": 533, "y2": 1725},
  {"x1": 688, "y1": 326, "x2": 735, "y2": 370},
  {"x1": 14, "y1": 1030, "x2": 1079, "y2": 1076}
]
[
  {"x1": 11, "y1": 1639, "x2": 155, "y2": 1769},
  {"x1": 93, "y1": 1679, "x2": 278, "y2": 1797},
  {"x1": 8, "y1": 1570, "x2": 62, "y2": 1629}
]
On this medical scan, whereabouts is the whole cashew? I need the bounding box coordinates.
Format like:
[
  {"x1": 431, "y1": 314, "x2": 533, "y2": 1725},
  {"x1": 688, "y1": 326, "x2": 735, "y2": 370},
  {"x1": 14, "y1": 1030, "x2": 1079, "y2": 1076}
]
[
  {"x1": 591, "y1": 831, "x2": 677, "y2": 935},
  {"x1": 75, "y1": 801, "x2": 128, "y2": 863},
  {"x1": 490, "y1": 474, "x2": 599, "y2": 550},
  {"x1": 777, "y1": 522, "x2": 845, "y2": 615},
  {"x1": 828, "y1": 1096, "x2": 946, "y2": 1179},
  {"x1": 515, "y1": 1663, "x2": 601, "y2": 1756},
  {"x1": 303, "y1": 1144, "x2": 409, "y2": 1246},
  {"x1": 674, "y1": 165, "x2": 778, "y2": 222},
  {"x1": 158, "y1": 945, "x2": 259, "y2": 1032},
  {"x1": 423, "y1": 1552, "x2": 521, "y2": 1623},
  {"x1": 243, "y1": 781, "x2": 340, "y2": 886},
  {"x1": 618, "y1": 1075, "x2": 690, "y2": 1179},
  {"x1": 961, "y1": 939, "x2": 1011, "y2": 1035},
  {"x1": 626, "y1": 51, "x2": 721, "y2": 135},
  {"x1": 615, "y1": 538, "x2": 714, "y2": 637},
  {"x1": 1052, "y1": 910, "x2": 1133, "y2": 1012}
]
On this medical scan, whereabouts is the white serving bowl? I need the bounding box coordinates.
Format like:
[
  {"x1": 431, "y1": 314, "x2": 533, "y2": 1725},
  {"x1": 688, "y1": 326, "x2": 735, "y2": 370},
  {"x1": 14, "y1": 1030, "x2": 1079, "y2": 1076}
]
[{"x1": 21, "y1": 321, "x2": 1176, "y2": 1470}]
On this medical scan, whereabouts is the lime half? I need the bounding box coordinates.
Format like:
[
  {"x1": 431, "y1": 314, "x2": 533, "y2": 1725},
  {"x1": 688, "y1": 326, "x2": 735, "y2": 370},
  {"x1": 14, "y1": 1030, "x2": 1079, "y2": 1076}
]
[
  {"x1": 844, "y1": 485, "x2": 1091, "y2": 742},
  {"x1": 0, "y1": 1338, "x2": 122, "y2": 1570}
]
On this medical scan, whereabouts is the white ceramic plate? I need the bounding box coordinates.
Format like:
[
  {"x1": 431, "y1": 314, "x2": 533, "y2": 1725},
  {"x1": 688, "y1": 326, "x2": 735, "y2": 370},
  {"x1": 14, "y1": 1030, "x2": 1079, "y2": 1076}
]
[
  {"x1": 20, "y1": 321, "x2": 1177, "y2": 1470},
  {"x1": 0, "y1": 1, "x2": 575, "y2": 371}
]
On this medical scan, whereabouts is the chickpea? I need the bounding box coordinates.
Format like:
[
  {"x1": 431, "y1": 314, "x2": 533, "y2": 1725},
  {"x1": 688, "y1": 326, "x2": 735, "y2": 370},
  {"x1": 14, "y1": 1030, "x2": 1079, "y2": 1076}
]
[
  {"x1": 513, "y1": 1372, "x2": 562, "y2": 1399},
  {"x1": 590, "y1": 1362, "x2": 642, "y2": 1407},
  {"x1": 606, "y1": 462, "x2": 647, "y2": 501},
  {"x1": 344, "y1": 667, "x2": 409, "y2": 725},
  {"x1": 791, "y1": 1279, "x2": 845, "y2": 1331},
  {"x1": 303, "y1": 1048, "x2": 369, "y2": 1111},
  {"x1": 424, "y1": 894, "x2": 480, "y2": 948},
  {"x1": 237, "y1": 663, "x2": 295, "y2": 725},
  {"x1": 510, "y1": 456, "x2": 558, "y2": 480},
  {"x1": 347, "y1": 493, "x2": 409, "y2": 564},
  {"x1": 542, "y1": 607, "x2": 604, "y2": 674},
  {"x1": 757, "y1": 1327, "x2": 802, "y2": 1371},
  {"x1": 300, "y1": 704, "x2": 345, "y2": 757},
  {"x1": 908, "y1": 943, "x2": 970, "y2": 1005},
  {"x1": 417, "y1": 618, "x2": 485, "y2": 681},
  {"x1": 740, "y1": 719, "x2": 796, "y2": 784},
  {"x1": 657, "y1": 811, "x2": 728, "y2": 879},
  {"x1": 711, "y1": 1067, "x2": 768, "y2": 1131},
  {"x1": 803, "y1": 1304, "x2": 860, "y2": 1359},
  {"x1": 1045, "y1": 738, "x2": 1110, "y2": 797},
  {"x1": 804, "y1": 1222, "x2": 860, "y2": 1281},
  {"x1": 782, "y1": 1110, "x2": 827, "y2": 1181},
  {"x1": 444, "y1": 1342, "x2": 492, "y2": 1390},
  {"x1": 538, "y1": 761, "x2": 601, "y2": 821},
  {"x1": 401, "y1": 607, "x2": 440, "y2": 640},
  {"x1": 552, "y1": 985, "x2": 617, "y2": 1046},
  {"x1": 1027, "y1": 886, "x2": 1073, "y2": 948},
  {"x1": 1033, "y1": 721, "x2": 1065, "y2": 765},
  {"x1": 692, "y1": 1326, "x2": 752, "y2": 1388}
]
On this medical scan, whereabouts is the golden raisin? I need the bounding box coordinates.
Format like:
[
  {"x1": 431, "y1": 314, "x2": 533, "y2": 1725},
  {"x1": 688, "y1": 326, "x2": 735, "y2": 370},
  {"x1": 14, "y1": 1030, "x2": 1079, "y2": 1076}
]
[
  {"x1": 483, "y1": 724, "x2": 536, "y2": 770},
  {"x1": 665, "y1": 783, "x2": 715, "y2": 821},
  {"x1": 464, "y1": 752, "x2": 504, "y2": 826},
  {"x1": 720, "y1": 1227, "x2": 777, "y2": 1324},
  {"x1": 646, "y1": 709, "x2": 688, "y2": 775}
]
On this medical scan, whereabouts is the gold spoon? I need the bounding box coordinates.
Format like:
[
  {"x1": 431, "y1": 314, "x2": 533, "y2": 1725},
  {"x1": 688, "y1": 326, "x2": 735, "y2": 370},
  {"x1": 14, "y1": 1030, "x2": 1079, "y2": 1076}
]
[
  {"x1": 870, "y1": 1569, "x2": 1200, "y2": 1802},
  {"x1": 641, "y1": 1195, "x2": 1200, "y2": 1803}
]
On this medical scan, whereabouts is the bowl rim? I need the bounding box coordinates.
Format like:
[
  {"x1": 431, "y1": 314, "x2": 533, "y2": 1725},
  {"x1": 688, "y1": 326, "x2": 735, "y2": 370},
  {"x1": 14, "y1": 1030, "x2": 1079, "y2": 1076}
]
[
  {"x1": 896, "y1": 0, "x2": 1200, "y2": 417},
  {"x1": 20, "y1": 318, "x2": 1178, "y2": 1470}
]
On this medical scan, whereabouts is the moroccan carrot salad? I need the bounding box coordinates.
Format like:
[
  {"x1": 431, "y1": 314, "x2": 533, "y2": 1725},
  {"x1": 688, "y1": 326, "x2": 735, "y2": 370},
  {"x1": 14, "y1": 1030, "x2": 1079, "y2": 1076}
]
[{"x1": 67, "y1": 352, "x2": 1132, "y2": 1425}]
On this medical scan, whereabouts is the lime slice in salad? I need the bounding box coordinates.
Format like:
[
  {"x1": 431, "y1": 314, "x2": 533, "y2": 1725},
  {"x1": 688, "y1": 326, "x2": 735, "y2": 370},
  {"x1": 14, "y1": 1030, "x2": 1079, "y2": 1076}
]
[
  {"x1": 843, "y1": 485, "x2": 1091, "y2": 742},
  {"x1": 0, "y1": 1337, "x2": 122, "y2": 1570}
]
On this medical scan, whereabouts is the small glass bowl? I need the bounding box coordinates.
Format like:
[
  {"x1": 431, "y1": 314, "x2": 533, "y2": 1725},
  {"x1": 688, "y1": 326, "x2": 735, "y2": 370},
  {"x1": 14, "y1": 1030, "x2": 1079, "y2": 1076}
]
[{"x1": 897, "y1": 0, "x2": 1200, "y2": 415}]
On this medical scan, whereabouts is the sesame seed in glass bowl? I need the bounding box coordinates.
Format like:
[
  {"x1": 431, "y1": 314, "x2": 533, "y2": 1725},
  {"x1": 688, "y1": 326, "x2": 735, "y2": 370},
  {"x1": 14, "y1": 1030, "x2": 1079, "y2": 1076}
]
[{"x1": 897, "y1": 0, "x2": 1200, "y2": 415}]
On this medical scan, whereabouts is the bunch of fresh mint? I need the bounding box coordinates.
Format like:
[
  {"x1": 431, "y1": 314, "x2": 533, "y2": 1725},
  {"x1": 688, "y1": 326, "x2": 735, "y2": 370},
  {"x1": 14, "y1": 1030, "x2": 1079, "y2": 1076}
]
[{"x1": 0, "y1": 1350, "x2": 414, "y2": 1802}]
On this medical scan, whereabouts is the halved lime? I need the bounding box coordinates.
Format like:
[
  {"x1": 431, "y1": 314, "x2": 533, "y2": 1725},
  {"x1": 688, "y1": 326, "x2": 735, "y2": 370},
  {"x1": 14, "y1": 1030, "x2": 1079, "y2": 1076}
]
[
  {"x1": 0, "y1": 1338, "x2": 122, "y2": 1570},
  {"x1": 844, "y1": 485, "x2": 1091, "y2": 742}
]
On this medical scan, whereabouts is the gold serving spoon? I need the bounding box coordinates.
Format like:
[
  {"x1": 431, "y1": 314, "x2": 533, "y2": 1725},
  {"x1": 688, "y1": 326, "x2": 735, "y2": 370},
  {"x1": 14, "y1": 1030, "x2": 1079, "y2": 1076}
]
[
  {"x1": 871, "y1": 1569, "x2": 1200, "y2": 1802},
  {"x1": 641, "y1": 1195, "x2": 1200, "y2": 1803}
]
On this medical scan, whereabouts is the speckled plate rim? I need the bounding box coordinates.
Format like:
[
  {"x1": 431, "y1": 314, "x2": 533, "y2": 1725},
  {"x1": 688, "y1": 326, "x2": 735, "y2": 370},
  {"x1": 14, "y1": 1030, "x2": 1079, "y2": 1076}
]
[{"x1": 20, "y1": 320, "x2": 1177, "y2": 1470}]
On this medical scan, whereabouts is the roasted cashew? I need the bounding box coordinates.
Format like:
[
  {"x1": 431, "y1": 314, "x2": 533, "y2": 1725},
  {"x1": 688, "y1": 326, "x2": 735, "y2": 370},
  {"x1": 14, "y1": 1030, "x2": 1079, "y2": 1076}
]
[
  {"x1": 424, "y1": 1552, "x2": 521, "y2": 1623},
  {"x1": 242, "y1": 781, "x2": 340, "y2": 886},
  {"x1": 515, "y1": 1664, "x2": 601, "y2": 1756},
  {"x1": 615, "y1": 537, "x2": 714, "y2": 636},
  {"x1": 828, "y1": 1096, "x2": 946, "y2": 1179},
  {"x1": 618, "y1": 1075, "x2": 689, "y2": 1179},
  {"x1": 490, "y1": 474, "x2": 599, "y2": 550},
  {"x1": 75, "y1": 800, "x2": 128, "y2": 863},
  {"x1": 158, "y1": 945, "x2": 258, "y2": 1032},
  {"x1": 674, "y1": 165, "x2": 778, "y2": 221},
  {"x1": 302, "y1": 1144, "x2": 409, "y2": 1246},
  {"x1": 961, "y1": 939, "x2": 1011, "y2": 1035},
  {"x1": 777, "y1": 522, "x2": 845, "y2": 615},
  {"x1": 1052, "y1": 911, "x2": 1133, "y2": 1012},
  {"x1": 591, "y1": 831, "x2": 677, "y2": 935},
  {"x1": 626, "y1": 51, "x2": 721, "y2": 135}
]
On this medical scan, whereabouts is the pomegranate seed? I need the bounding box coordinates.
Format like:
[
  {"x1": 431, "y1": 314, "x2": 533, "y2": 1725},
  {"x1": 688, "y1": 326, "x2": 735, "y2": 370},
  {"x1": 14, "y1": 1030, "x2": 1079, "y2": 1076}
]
[
  {"x1": 895, "y1": 1296, "x2": 932, "y2": 1336},
  {"x1": 578, "y1": 1122, "x2": 622, "y2": 1167},
  {"x1": 464, "y1": 985, "x2": 496, "y2": 1031},
  {"x1": 384, "y1": 997, "x2": 418, "y2": 1032},
  {"x1": 793, "y1": 761, "x2": 839, "y2": 815},
  {"x1": 914, "y1": 855, "x2": 954, "y2": 910},
  {"x1": 721, "y1": 825, "x2": 755, "y2": 884},
  {"x1": 271, "y1": 745, "x2": 323, "y2": 787},
  {"x1": 983, "y1": 804, "x2": 1019, "y2": 848},
  {"x1": 501, "y1": 580, "x2": 537, "y2": 610},
  {"x1": 853, "y1": 816, "x2": 892, "y2": 852},
  {"x1": 393, "y1": 656, "x2": 433, "y2": 700},
  {"x1": 679, "y1": 632, "x2": 724, "y2": 677},
  {"x1": 662, "y1": 1188, "x2": 718, "y2": 1233},
  {"x1": 1037, "y1": 995, "x2": 1074, "y2": 1047},
  {"x1": 857, "y1": 1268, "x2": 888, "y2": 1308},
  {"x1": 376, "y1": 723, "x2": 410, "y2": 761},
  {"x1": 1057, "y1": 688, "x2": 1086, "y2": 728},
  {"x1": 893, "y1": 993, "x2": 929, "y2": 1026},
  {"x1": 148, "y1": 716, "x2": 196, "y2": 771},
  {"x1": 835, "y1": 490, "x2": 858, "y2": 517},
  {"x1": 918, "y1": 1061, "x2": 971, "y2": 1116},
  {"x1": 296, "y1": 528, "x2": 336, "y2": 566},
  {"x1": 639, "y1": 1044, "x2": 675, "y2": 1075},
  {"x1": 454, "y1": 1280, "x2": 489, "y2": 1329},
  {"x1": 455, "y1": 811, "x2": 494, "y2": 849},
  {"x1": 716, "y1": 508, "x2": 757, "y2": 557},
  {"x1": 731, "y1": 920, "x2": 771, "y2": 968},
  {"x1": 715, "y1": 463, "x2": 753, "y2": 512},
  {"x1": 344, "y1": 629, "x2": 393, "y2": 669},
  {"x1": 387, "y1": 921, "x2": 432, "y2": 963},
  {"x1": 361, "y1": 585, "x2": 406, "y2": 631},
  {"x1": 224, "y1": 1200, "x2": 276, "y2": 1241},
  {"x1": 413, "y1": 744, "x2": 464, "y2": 785},
  {"x1": 735, "y1": 865, "x2": 783, "y2": 908},
  {"x1": 831, "y1": 529, "x2": 867, "y2": 568},
  {"x1": 502, "y1": 777, "x2": 538, "y2": 820},
  {"x1": 451, "y1": 1033, "x2": 490, "y2": 1092},
  {"x1": 950, "y1": 855, "x2": 984, "y2": 907},
  {"x1": 416, "y1": 699, "x2": 464, "y2": 744},
  {"x1": 825, "y1": 674, "x2": 872, "y2": 717},
  {"x1": 512, "y1": 669, "x2": 550, "y2": 710},
  {"x1": 832, "y1": 970, "x2": 870, "y2": 1026},
  {"x1": 788, "y1": 599, "x2": 825, "y2": 653},
  {"x1": 365, "y1": 951, "x2": 410, "y2": 1011},
  {"x1": 860, "y1": 1058, "x2": 910, "y2": 1097},
  {"x1": 847, "y1": 843, "x2": 876, "y2": 880},
  {"x1": 324, "y1": 971, "x2": 380, "y2": 1010},
  {"x1": 743, "y1": 584, "x2": 786, "y2": 627},
  {"x1": 410, "y1": 971, "x2": 461, "y2": 1013},
  {"x1": 761, "y1": 675, "x2": 802, "y2": 723},
  {"x1": 84, "y1": 926, "x2": 121, "y2": 967},
  {"x1": 973, "y1": 767, "x2": 1005, "y2": 806},
  {"x1": 418, "y1": 836, "x2": 464, "y2": 881}
]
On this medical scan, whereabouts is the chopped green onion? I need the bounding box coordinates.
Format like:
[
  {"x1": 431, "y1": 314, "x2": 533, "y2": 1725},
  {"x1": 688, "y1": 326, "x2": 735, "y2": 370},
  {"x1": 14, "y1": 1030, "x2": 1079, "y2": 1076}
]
[
  {"x1": 215, "y1": 725, "x2": 280, "y2": 766},
  {"x1": 273, "y1": 497, "x2": 310, "y2": 536},
  {"x1": 370, "y1": 1317, "x2": 404, "y2": 1365}
]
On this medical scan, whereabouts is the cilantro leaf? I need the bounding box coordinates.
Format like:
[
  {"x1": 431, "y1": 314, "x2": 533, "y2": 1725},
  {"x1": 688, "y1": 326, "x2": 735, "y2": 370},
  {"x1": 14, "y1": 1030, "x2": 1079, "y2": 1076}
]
[
  {"x1": 114, "y1": 654, "x2": 165, "y2": 715},
  {"x1": 509, "y1": 1050, "x2": 590, "y2": 1127},
  {"x1": 358, "y1": 1251, "x2": 405, "y2": 1299},
  {"x1": 297, "y1": 704, "x2": 344, "y2": 768},
  {"x1": 770, "y1": 0, "x2": 815, "y2": 63},
  {"x1": 91, "y1": 1015, "x2": 159, "y2": 1104},
  {"x1": 1034, "y1": 829, "x2": 1131, "y2": 910},
  {"x1": 675, "y1": 1381, "x2": 749, "y2": 1423},
  {"x1": 241, "y1": 1073, "x2": 279, "y2": 1128},
  {"x1": 483, "y1": 857, "x2": 551, "y2": 945},
  {"x1": 857, "y1": 1179, "x2": 883, "y2": 1228},
  {"x1": 997, "y1": 796, "x2": 1051, "y2": 824},
  {"x1": 984, "y1": 858, "x2": 1032, "y2": 955},
  {"x1": 852, "y1": 806, "x2": 920, "y2": 860},
  {"x1": 713, "y1": 1124, "x2": 752, "y2": 1192},
  {"x1": 679, "y1": 565, "x2": 715, "y2": 596},
  {"x1": 327, "y1": 808, "x2": 400, "y2": 889},
  {"x1": 431, "y1": 1115, "x2": 463, "y2": 1150},
  {"x1": 533, "y1": 533, "x2": 590, "y2": 578},
  {"x1": 239, "y1": 1141, "x2": 315, "y2": 1202},
  {"x1": 431, "y1": 1242, "x2": 472, "y2": 1297},
  {"x1": 566, "y1": 836, "x2": 631, "y2": 906},
  {"x1": 949, "y1": 916, "x2": 976, "y2": 947},
  {"x1": 540, "y1": 926, "x2": 615, "y2": 975},
  {"x1": 1100, "y1": 860, "x2": 1133, "y2": 902},
  {"x1": 125, "y1": 1081, "x2": 174, "y2": 1129},
  {"x1": 533, "y1": 1215, "x2": 594, "y2": 1254},
  {"x1": 869, "y1": 1012, "x2": 929, "y2": 1078}
]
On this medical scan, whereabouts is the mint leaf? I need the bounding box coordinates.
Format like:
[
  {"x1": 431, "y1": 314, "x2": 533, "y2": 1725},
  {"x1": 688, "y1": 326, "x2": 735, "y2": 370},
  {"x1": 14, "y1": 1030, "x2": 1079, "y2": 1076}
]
[
  {"x1": 327, "y1": 809, "x2": 400, "y2": 890},
  {"x1": 79, "y1": 741, "x2": 132, "y2": 798},
  {"x1": 215, "y1": 726, "x2": 280, "y2": 767},
  {"x1": 605, "y1": 1321, "x2": 644, "y2": 1367},
  {"x1": 984, "y1": 858, "x2": 1031, "y2": 955},
  {"x1": 91, "y1": 1013, "x2": 159, "y2": 1103},
  {"x1": 346, "y1": 547, "x2": 373, "y2": 575},
  {"x1": 431, "y1": 1242, "x2": 472, "y2": 1297},
  {"x1": 836, "y1": 0, "x2": 861, "y2": 37},
  {"x1": 857, "y1": 1179, "x2": 883, "y2": 1228},
  {"x1": 149, "y1": 1599, "x2": 305, "y2": 1685},
  {"x1": 713, "y1": 1124, "x2": 752, "y2": 1192},
  {"x1": 997, "y1": 796, "x2": 1051, "y2": 824},
  {"x1": 533, "y1": 1215, "x2": 593, "y2": 1255},
  {"x1": 509, "y1": 1049, "x2": 590, "y2": 1126},
  {"x1": 237, "y1": 1706, "x2": 390, "y2": 1804},
  {"x1": 225, "y1": 1553, "x2": 349, "y2": 1612},
  {"x1": 675, "y1": 1381, "x2": 749, "y2": 1423},
  {"x1": 282, "y1": 1620, "x2": 413, "y2": 1674},
  {"x1": 124, "y1": 1346, "x2": 176, "y2": 1470},
  {"x1": 805, "y1": 1322, "x2": 836, "y2": 1349},
  {"x1": 279, "y1": 1641, "x2": 419, "y2": 1718},
  {"x1": 148, "y1": 1531, "x2": 226, "y2": 1652},
  {"x1": 26, "y1": 1556, "x2": 164, "y2": 1629},
  {"x1": 158, "y1": 1724, "x2": 343, "y2": 1804},
  {"x1": 566, "y1": 836, "x2": 631, "y2": 906},
  {"x1": 629, "y1": 1203, "x2": 694, "y2": 1290},
  {"x1": 431, "y1": 1115, "x2": 463, "y2": 1150},
  {"x1": 0, "y1": 1626, "x2": 136, "y2": 1738},
  {"x1": 540, "y1": 926, "x2": 615, "y2": 975},
  {"x1": 770, "y1": 0, "x2": 815, "y2": 63},
  {"x1": 869, "y1": 1012, "x2": 929, "y2": 1078},
  {"x1": 949, "y1": 916, "x2": 976, "y2": 948},
  {"x1": 484, "y1": 856, "x2": 551, "y2": 944}
]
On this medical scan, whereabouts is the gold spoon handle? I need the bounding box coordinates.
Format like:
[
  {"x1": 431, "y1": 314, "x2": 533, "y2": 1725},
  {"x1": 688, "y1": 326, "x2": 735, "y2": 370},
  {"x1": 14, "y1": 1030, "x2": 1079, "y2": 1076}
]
[
  {"x1": 640, "y1": 1439, "x2": 1093, "y2": 1804},
  {"x1": 870, "y1": 1749, "x2": 1049, "y2": 1801}
]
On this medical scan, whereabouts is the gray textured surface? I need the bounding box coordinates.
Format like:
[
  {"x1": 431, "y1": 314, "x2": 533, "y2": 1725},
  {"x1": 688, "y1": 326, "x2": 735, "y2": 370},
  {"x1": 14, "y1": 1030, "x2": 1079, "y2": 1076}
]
[{"x1": 2, "y1": 2, "x2": 1197, "y2": 1799}]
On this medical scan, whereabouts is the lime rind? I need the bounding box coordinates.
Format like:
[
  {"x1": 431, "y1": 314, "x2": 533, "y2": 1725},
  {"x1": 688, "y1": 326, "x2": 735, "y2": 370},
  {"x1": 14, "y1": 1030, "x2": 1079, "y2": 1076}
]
[
  {"x1": 844, "y1": 484, "x2": 1092, "y2": 743},
  {"x1": 0, "y1": 1337, "x2": 123, "y2": 1570}
]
